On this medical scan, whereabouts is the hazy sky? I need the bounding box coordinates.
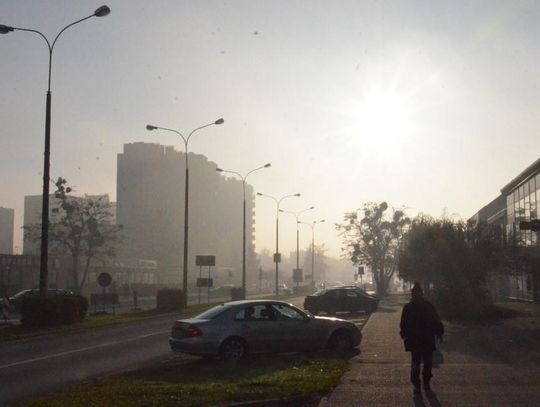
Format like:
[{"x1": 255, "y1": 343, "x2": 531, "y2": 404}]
[{"x1": 1, "y1": 0, "x2": 539, "y2": 259}]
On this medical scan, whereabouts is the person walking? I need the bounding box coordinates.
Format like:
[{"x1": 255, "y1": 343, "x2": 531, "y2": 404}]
[{"x1": 400, "y1": 282, "x2": 444, "y2": 395}]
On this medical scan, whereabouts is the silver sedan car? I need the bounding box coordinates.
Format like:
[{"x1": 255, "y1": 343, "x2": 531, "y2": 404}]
[{"x1": 169, "y1": 300, "x2": 361, "y2": 360}]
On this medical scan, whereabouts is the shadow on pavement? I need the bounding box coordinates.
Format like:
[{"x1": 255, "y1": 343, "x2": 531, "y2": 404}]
[
  {"x1": 413, "y1": 391, "x2": 442, "y2": 407},
  {"x1": 441, "y1": 320, "x2": 540, "y2": 366},
  {"x1": 426, "y1": 390, "x2": 442, "y2": 406}
]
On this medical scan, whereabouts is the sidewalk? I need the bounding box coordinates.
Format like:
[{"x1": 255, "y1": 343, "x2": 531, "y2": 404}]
[{"x1": 320, "y1": 295, "x2": 540, "y2": 406}]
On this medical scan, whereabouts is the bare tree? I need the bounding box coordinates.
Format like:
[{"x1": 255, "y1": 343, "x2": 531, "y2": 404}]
[
  {"x1": 336, "y1": 202, "x2": 410, "y2": 297},
  {"x1": 25, "y1": 178, "x2": 121, "y2": 294}
]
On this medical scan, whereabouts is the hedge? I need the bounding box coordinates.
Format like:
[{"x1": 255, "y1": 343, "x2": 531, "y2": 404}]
[
  {"x1": 156, "y1": 289, "x2": 186, "y2": 311},
  {"x1": 20, "y1": 294, "x2": 88, "y2": 328}
]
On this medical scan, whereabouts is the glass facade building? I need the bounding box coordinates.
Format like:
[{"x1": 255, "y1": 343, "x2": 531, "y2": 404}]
[
  {"x1": 505, "y1": 172, "x2": 540, "y2": 247},
  {"x1": 500, "y1": 158, "x2": 540, "y2": 302}
]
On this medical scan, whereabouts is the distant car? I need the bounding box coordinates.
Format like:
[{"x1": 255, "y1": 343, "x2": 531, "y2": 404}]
[
  {"x1": 278, "y1": 283, "x2": 292, "y2": 295},
  {"x1": 210, "y1": 284, "x2": 236, "y2": 296},
  {"x1": 3, "y1": 289, "x2": 74, "y2": 313},
  {"x1": 303, "y1": 286, "x2": 379, "y2": 315},
  {"x1": 169, "y1": 300, "x2": 361, "y2": 360}
]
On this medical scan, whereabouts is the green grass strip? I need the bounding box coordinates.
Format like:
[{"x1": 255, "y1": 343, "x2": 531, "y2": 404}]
[{"x1": 27, "y1": 354, "x2": 348, "y2": 407}]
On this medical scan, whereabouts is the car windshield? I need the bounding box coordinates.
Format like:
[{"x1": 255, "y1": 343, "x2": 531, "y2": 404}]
[
  {"x1": 313, "y1": 289, "x2": 329, "y2": 296},
  {"x1": 194, "y1": 304, "x2": 230, "y2": 320}
]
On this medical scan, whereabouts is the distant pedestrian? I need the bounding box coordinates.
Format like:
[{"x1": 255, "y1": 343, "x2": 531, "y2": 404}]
[{"x1": 400, "y1": 282, "x2": 444, "y2": 395}]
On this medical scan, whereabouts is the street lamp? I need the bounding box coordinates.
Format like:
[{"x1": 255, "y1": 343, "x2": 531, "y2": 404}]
[
  {"x1": 1, "y1": 6, "x2": 111, "y2": 297},
  {"x1": 299, "y1": 219, "x2": 325, "y2": 288},
  {"x1": 146, "y1": 118, "x2": 224, "y2": 302},
  {"x1": 279, "y1": 206, "x2": 314, "y2": 284},
  {"x1": 257, "y1": 192, "x2": 301, "y2": 296},
  {"x1": 216, "y1": 163, "x2": 271, "y2": 299}
]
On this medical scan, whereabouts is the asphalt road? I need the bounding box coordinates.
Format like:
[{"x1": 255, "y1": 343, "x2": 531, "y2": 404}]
[{"x1": 0, "y1": 296, "x2": 369, "y2": 406}]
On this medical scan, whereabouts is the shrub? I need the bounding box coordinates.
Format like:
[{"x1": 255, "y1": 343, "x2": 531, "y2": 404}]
[
  {"x1": 156, "y1": 289, "x2": 185, "y2": 311},
  {"x1": 57, "y1": 295, "x2": 89, "y2": 324},
  {"x1": 20, "y1": 294, "x2": 88, "y2": 328}
]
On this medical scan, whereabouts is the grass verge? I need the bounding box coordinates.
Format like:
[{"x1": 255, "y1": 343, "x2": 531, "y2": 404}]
[{"x1": 27, "y1": 353, "x2": 349, "y2": 407}]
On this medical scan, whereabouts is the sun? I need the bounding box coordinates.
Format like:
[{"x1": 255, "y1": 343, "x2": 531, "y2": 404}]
[{"x1": 350, "y1": 90, "x2": 412, "y2": 151}]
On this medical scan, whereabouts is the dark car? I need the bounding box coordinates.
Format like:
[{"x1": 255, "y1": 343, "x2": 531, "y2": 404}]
[
  {"x1": 304, "y1": 286, "x2": 379, "y2": 315},
  {"x1": 2, "y1": 289, "x2": 74, "y2": 313},
  {"x1": 169, "y1": 300, "x2": 361, "y2": 360}
]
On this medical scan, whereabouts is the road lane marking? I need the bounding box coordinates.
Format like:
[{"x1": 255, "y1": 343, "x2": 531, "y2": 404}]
[{"x1": 0, "y1": 330, "x2": 170, "y2": 370}]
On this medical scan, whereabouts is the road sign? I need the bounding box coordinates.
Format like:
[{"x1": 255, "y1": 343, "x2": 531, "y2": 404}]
[
  {"x1": 196, "y1": 255, "x2": 215, "y2": 266},
  {"x1": 293, "y1": 268, "x2": 303, "y2": 283},
  {"x1": 273, "y1": 253, "x2": 281, "y2": 263},
  {"x1": 358, "y1": 266, "x2": 365, "y2": 275},
  {"x1": 97, "y1": 272, "x2": 112, "y2": 287},
  {"x1": 197, "y1": 278, "x2": 213, "y2": 287}
]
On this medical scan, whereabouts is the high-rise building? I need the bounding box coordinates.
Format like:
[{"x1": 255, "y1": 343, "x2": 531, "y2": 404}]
[
  {"x1": 0, "y1": 207, "x2": 14, "y2": 254},
  {"x1": 116, "y1": 142, "x2": 257, "y2": 286}
]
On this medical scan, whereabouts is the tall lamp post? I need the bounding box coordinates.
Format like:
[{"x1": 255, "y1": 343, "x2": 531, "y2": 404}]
[
  {"x1": 257, "y1": 192, "x2": 301, "y2": 296},
  {"x1": 299, "y1": 219, "x2": 325, "y2": 288},
  {"x1": 279, "y1": 206, "x2": 314, "y2": 283},
  {"x1": 146, "y1": 118, "x2": 224, "y2": 302},
  {"x1": 216, "y1": 163, "x2": 271, "y2": 299},
  {"x1": 1, "y1": 6, "x2": 111, "y2": 297}
]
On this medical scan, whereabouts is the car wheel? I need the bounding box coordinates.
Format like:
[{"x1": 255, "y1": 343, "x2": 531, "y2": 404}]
[
  {"x1": 219, "y1": 337, "x2": 246, "y2": 361},
  {"x1": 328, "y1": 330, "x2": 353, "y2": 351}
]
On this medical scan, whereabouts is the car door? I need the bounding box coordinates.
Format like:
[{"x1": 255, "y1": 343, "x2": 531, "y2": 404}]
[
  {"x1": 269, "y1": 303, "x2": 313, "y2": 352},
  {"x1": 345, "y1": 290, "x2": 362, "y2": 312},
  {"x1": 233, "y1": 304, "x2": 276, "y2": 353},
  {"x1": 334, "y1": 289, "x2": 349, "y2": 312}
]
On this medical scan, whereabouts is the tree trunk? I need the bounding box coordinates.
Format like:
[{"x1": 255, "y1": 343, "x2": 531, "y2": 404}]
[
  {"x1": 78, "y1": 255, "x2": 92, "y2": 295},
  {"x1": 71, "y1": 254, "x2": 80, "y2": 294}
]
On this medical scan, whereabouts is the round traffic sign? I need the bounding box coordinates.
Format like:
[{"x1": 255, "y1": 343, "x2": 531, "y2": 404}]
[{"x1": 97, "y1": 272, "x2": 112, "y2": 287}]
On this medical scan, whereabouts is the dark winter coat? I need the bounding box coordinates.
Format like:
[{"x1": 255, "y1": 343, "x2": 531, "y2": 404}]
[{"x1": 400, "y1": 298, "x2": 444, "y2": 352}]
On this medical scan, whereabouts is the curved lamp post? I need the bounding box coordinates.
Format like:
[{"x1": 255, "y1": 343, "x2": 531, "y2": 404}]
[
  {"x1": 279, "y1": 206, "x2": 314, "y2": 284},
  {"x1": 146, "y1": 118, "x2": 224, "y2": 302},
  {"x1": 1, "y1": 6, "x2": 111, "y2": 297},
  {"x1": 256, "y1": 192, "x2": 301, "y2": 296},
  {"x1": 299, "y1": 219, "x2": 325, "y2": 288},
  {"x1": 216, "y1": 163, "x2": 271, "y2": 298}
]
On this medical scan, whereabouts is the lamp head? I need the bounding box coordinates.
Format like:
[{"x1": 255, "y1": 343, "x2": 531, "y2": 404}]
[
  {"x1": 94, "y1": 5, "x2": 111, "y2": 17},
  {"x1": 0, "y1": 25, "x2": 14, "y2": 34},
  {"x1": 256, "y1": 192, "x2": 263, "y2": 196},
  {"x1": 214, "y1": 118, "x2": 224, "y2": 125},
  {"x1": 294, "y1": 193, "x2": 301, "y2": 197},
  {"x1": 264, "y1": 163, "x2": 271, "y2": 168},
  {"x1": 216, "y1": 168, "x2": 223, "y2": 172},
  {"x1": 146, "y1": 125, "x2": 157, "y2": 131},
  {"x1": 310, "y1": 206, "x2": 315, "y2": 210}
]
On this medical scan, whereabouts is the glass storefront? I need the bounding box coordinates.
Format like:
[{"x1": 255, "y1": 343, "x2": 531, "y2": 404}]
[{"x1": 506, "y1": 173, "x2": 540, "y2": 247}]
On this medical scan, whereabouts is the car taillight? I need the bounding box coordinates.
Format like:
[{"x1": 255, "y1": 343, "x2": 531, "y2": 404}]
[{"x1": 185, "y1": 325, "x2": 203, "y2": 338}]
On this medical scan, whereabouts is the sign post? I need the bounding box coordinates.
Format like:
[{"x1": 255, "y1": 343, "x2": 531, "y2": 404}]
[
  {"x1": 97, "y1": 272, "x2": 112, "y2": 314},
  {"x1": 196, "y1": 256, "x2": 215, "y2": 303}
]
